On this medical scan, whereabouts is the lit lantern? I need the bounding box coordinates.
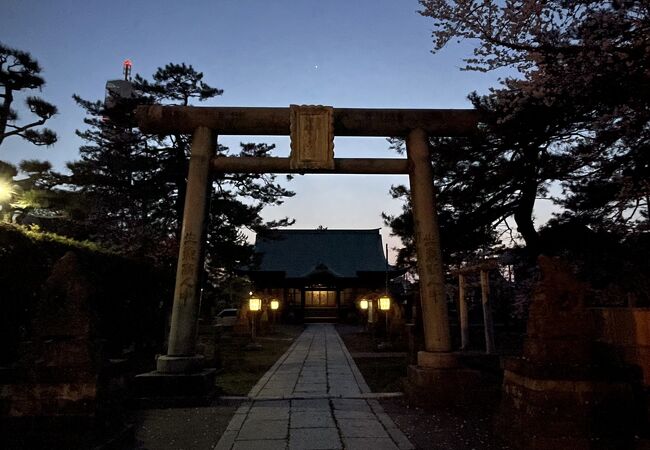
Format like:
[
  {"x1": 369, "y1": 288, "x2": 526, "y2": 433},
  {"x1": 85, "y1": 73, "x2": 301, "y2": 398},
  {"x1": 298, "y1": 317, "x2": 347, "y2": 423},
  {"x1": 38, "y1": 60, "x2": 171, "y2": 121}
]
[
  {"x1": 359, "y1": 299, "x2": 369, "y2": 310},
  {"x1": 249, "y1": 297, "x2": 262, "y2": 312},
  {"x1": 379, "y1": 296, "x2": 391, "y2": 311},
  {"x1": 270, "y1": 299, "x2": 280, "y2": 310}
]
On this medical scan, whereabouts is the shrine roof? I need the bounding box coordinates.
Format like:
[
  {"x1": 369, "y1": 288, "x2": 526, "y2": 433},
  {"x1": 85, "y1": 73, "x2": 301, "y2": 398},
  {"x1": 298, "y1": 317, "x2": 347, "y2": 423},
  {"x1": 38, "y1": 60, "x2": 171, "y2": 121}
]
[{"x1": 250, "y1": 229, "x2": 392, "y2": 279}]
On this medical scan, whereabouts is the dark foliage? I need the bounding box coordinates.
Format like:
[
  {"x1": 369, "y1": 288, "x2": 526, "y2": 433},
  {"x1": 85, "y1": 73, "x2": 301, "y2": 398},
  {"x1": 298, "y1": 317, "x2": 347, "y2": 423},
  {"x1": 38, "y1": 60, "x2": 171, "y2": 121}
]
[
  {"x1": 0, "y1": 223, "x2": 173, "y2": 365},
  {"x1": 538, "y1": 219, "x2": 650, "y2": 306},
  {"x1": 416, "y1": 0, "x2": 650, "y2": 238},
  {"x1": 387, "y1": 1, "x2": 650, "y2": 273},
  {"x1": 0, "y1": 43, "x2": 57, "y2": 148},
  {"x1": 66, "y1": 62, "x2": 294, "y2": 307}
]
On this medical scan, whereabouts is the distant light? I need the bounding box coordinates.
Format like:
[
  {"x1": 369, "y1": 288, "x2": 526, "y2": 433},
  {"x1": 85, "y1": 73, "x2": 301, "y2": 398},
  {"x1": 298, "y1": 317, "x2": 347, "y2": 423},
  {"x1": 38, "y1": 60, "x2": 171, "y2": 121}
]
[
  {"x1": 270, "y1": 299, "x2": 280, "y2": 310},
  {"x1": 359, "y1": 299, "x2": 368, "y2": 310},
  {"x1": 379, "y1": 296, "x2": 391, "y2": 311},
  {"x1": 122, "y1": 59, "x2": 133, "y2": 82},
  {"x1": 249, "y1": 297, "x2": 261, "y2": 312},
  {"x1": 0, "y1": 180, "x2": 14, "y2": 203}
]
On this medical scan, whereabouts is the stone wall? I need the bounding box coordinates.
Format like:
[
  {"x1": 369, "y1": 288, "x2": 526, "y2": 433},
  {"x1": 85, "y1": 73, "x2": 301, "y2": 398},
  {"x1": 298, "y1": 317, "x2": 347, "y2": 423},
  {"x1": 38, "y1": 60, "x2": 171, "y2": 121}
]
[
  {"x1": 594, "y1": 308, "x2": 650, "y2": 386},
  {"x1": 497, "y1": 257, "x2": 645, "y2": 449}
]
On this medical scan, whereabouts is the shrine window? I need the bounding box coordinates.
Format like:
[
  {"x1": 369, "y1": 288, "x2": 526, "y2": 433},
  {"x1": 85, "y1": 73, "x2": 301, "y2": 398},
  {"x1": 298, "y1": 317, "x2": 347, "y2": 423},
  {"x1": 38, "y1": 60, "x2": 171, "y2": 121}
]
[{"x1": 305, "y1": 290, "x2": 337, "y2": 307}]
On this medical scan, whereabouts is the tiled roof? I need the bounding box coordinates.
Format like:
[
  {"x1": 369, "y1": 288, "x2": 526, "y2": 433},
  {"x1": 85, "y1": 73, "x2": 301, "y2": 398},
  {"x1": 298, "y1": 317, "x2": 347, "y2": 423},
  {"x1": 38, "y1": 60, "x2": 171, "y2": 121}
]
[{"x1": 252, "y1": 229, "x2": 389, "y2": 278}]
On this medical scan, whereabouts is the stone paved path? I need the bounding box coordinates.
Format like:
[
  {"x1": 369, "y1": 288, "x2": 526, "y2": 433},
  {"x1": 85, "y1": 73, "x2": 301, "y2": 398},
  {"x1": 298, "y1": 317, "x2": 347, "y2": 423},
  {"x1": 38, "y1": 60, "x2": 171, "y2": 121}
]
[{"x1": 215, "y1": 324, "x2": 414, "y2": 450}]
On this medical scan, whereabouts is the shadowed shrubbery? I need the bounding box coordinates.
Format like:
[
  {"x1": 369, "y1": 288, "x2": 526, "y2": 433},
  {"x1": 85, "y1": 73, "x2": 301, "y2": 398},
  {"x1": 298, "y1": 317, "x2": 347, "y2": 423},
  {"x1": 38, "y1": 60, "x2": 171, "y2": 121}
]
[{"x1": 0, "y1": 223, "x2": 173, "y2": 365}]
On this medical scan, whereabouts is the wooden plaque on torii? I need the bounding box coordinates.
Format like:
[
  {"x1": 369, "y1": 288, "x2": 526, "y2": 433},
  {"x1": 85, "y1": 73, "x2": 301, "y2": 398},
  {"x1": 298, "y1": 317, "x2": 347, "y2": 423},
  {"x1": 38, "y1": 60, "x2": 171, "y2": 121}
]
[{"x1": 289, "y1": 104, "x2": 335, "y2": 170}]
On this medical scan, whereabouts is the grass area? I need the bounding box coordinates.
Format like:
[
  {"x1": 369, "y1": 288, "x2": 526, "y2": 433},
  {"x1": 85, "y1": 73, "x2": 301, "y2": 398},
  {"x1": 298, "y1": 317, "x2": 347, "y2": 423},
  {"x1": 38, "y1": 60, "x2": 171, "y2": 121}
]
[
  {"x1": 216, "y1": 323, "x2": 407, "y2": 395},
  {"x1": 354, "y1": 357, "x2": 407, "y2": 392},
  {"x1": 337, "y1": 326, "x2": 375, "y2": 353},
  {"x1": 216, "y1": 324, "x2": 303, "y2": 395},
  {"x1": 336, "y1": 324, "x2": 409, "y2": 393}
]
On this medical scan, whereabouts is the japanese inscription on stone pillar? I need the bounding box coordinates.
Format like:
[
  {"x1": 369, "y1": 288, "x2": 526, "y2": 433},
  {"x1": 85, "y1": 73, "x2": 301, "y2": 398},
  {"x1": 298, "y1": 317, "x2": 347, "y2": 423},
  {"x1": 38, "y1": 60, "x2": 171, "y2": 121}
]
[
  {"x1": 289, "y1": 104, "x2": 335, "y2": 170},
  {"x1": 178, "y1": 230, "x2": 199, "y2": 306}
]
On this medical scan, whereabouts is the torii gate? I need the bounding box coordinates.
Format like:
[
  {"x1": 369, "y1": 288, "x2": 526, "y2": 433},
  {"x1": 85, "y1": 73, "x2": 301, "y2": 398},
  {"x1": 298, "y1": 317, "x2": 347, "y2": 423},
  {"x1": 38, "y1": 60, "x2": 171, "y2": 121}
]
[{"x1": 135, "y1": 104, "x2": 480, "y2": 395}]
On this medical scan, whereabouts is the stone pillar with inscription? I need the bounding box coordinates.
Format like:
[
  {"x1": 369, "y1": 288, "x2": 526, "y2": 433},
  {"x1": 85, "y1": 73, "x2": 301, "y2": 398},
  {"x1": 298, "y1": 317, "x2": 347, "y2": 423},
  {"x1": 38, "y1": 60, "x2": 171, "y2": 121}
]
[
  {"x1": 404, "y1": 128, "x2": 488, "y2": 406},
  {"x1": 157, "y1": 126, "x2": 215, "y2": 373},
  {"x1": 405, "y1": 128, "x2": 451, "y2": 356},
  {"x1": 134, "y1": 127, "x2": 217, "y2": 402}
]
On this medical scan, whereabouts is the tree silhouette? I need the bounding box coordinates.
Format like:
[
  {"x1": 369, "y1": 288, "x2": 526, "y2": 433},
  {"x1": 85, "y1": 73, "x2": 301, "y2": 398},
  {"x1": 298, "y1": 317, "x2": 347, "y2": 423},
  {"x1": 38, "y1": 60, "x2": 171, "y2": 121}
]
[
  {"x1": 68, "y1": 63, "x2": 295, "y2": 304},
  {"x1": 0, "y1": 43, "x2": 57, "y2": 148},
  {"x1": 393, "y1": 0, "x2": 650, "y2": 258}
]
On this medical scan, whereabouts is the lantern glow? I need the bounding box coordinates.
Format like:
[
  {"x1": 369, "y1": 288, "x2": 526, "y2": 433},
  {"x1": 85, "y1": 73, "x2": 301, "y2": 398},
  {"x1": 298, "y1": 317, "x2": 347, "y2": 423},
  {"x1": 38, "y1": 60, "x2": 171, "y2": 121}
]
[
  {"x1": 249, "y1": 297, "x2": 262, "y2": 312},
  {"x1": 270, "y1": 299, "x2": 280, "y2": 310},
  {"x1": 379, "y1": 296, "x2": 391, "y2": 311},
  {"x1": 359, "y1": 299, "x2": 369, "y2": 310}
]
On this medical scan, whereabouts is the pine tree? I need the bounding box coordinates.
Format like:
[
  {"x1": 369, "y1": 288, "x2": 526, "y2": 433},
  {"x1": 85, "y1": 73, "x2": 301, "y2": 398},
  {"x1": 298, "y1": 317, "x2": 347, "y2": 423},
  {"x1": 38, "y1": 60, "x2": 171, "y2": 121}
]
[
  {"x1": 0, "y1": 43, "x2": 57, "y2": 148},
  {"x1": 69, "y1": 63, "x2": 294, "y2": 303}
]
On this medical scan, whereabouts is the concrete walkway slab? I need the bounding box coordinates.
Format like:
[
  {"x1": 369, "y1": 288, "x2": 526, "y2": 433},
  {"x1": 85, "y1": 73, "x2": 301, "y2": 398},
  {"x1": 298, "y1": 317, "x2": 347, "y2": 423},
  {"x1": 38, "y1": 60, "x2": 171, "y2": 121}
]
[{"x1": 215, "y1": 324, "x2": 414, "y2": 450}]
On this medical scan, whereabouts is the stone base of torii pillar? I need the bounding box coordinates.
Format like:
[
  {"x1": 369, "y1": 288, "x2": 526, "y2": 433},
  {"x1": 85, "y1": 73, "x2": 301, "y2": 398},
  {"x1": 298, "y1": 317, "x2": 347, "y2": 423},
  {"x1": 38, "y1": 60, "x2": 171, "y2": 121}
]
[
  {"x1": 405, "y1": 351, "x2": 500, "y2": 407},
  {"x1": 133, "y1": 366, "x2": 217, "y2": 405}
]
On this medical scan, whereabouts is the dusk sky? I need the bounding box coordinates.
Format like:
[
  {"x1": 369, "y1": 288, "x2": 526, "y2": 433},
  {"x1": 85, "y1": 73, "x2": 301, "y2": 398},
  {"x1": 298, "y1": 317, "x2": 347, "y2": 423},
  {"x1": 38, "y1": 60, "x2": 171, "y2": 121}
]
[{"x1": 2, "y1": 0, "x2": 541, "y2": 259}]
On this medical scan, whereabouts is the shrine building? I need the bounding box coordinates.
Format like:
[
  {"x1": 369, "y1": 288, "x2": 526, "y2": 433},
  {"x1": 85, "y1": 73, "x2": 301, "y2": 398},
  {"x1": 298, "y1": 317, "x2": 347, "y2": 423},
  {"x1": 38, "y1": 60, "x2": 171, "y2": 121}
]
[{"x1": 243, "y1": 228, "x2": 404, "y2": 322}]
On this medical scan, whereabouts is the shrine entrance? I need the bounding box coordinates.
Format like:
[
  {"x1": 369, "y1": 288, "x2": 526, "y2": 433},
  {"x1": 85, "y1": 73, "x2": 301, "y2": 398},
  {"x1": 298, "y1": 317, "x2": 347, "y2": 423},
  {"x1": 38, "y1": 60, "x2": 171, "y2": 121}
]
[
  {"x1": 303, "y1": 287, "x2": 338, "y2": 322},
  {"x1": 135, "y1": 104, "x2": 480, "y2": 397}
]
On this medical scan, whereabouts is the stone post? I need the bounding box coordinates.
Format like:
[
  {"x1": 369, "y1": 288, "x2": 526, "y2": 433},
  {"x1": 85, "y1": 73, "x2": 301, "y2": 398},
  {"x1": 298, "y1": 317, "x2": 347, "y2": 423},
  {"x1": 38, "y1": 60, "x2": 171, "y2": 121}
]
[
  {"x1": 458, "y1": 274, "x2": 469, "y2": 350},
  {"x1": 157, "y1": 126, "x2": 215, "y2": 374},
  {"x1": 406, "y1": 128, "x2": 452, "y2": 362},
  {"x1": 480, "y1": 270, "x2": 495, "y2": 354}
]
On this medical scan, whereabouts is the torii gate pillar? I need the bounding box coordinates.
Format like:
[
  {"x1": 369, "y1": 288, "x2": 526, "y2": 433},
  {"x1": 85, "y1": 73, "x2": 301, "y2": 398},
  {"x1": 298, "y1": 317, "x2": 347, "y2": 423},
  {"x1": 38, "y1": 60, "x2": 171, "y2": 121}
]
[
  {"x1": 404, "y1": 128, "x2": 483, "y2": 406},
  {"x1": 157, "y1": 126, "x2": 215, "y2": 374},
  {"x1": 406, "y1": 128, "x2": 452, "y2": 356},
  {"x1": 133, "y1": 126, "x2": 217, "y2": 399}
]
